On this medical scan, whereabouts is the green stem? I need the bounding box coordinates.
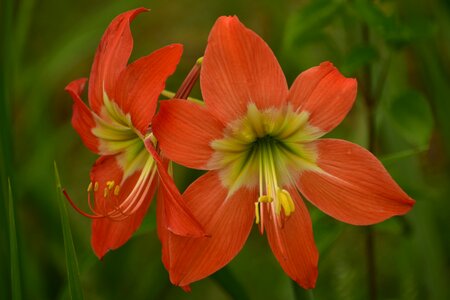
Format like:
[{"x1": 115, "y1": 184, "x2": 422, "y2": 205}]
[
  {"x1": 211, "y1": 267, "x2": 249, "y2": 300},
  {"x1": 160, "y1": 89, "x2": 203, "y2": 105},
  {"x1": 292, "y1": 280, "x2": 315, "y2": 300}
]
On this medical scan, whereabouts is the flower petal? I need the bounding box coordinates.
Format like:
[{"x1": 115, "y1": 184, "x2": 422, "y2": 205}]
[
  {"x1": 114, "y1": 44, "x2": 183, "y2": 134},
  {"x1": 153, "y1": 100, "x2": 224, "y2": 169},
  {"x1": 88, "y1": 8, "x2": 148, "y2": 114},
  {"x1": 168, "y1": 171, "x2": 256, "y2": 287},
  {"x1": 298, "y1": 139, "x2": 415, "y2": 225},
  {"x1": 90, "y1": 155, "x2": 156, "y2": 258},
  {"x1": 201, "y1": 16, "x2": 288, "y2": 123},
  {"x1": 144, "y1": 141, "x2": 205, "y2": 237},
  {"x1": 66, "y1": 78, "x2": 99, "y2": 153},
  {"x1": 288, "y1": 62, "x2": 357, "y2": 133},
  {"x1": 265, "y1": 188, "x2": 318, "y2": 289}
]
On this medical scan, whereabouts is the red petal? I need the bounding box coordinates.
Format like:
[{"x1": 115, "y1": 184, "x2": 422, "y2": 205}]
[
  {"x1": 114, "y1": 44, "x2": 183, "y2": 134},
  {"x1": 153, "y1": 100, "x2": 224, "y2": 169},
  {"x1": 90, "y1": 155, "x2": 156, "y2": 258},
  {"x1": 145, "y1": 141, "x2": 205, "y2": 237},
  {"x1": 88, "y1": 8, "x2": 148, "y2": 114},
  {"x1": 168, "y1": 171, "x2": 256, "y2": 286},
  {"x1": 288, "y1": 62, "x2": 357, "y2": 133},
  {"x1": 65, "y1": 78, "x2": 99, "y2": 153},
  {"x1": 298, "y1": 139, "x2": 415, "y2": 225},
  {"x1": 265, "y1": 188, "x2": 318, "y2": 289},
  {"x1": 201, "y1": 16, "x2": 288, "y2": 123}
]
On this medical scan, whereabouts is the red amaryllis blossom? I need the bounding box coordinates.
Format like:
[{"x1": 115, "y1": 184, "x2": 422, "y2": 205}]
[
  {"x1": 65, "y1": 8, "x2": 203, "y2": 259},
  {"x1": 152, "y1": 16, "x2": 415, "y2": 288}
]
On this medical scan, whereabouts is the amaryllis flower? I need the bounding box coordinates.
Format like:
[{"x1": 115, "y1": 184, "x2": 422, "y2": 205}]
[
  {"x1": 152, "y1": 16, "x2": 415, "y2": 288},
  {"x1": 65, "y1": 8, "x2": 203, "y2": 259}
]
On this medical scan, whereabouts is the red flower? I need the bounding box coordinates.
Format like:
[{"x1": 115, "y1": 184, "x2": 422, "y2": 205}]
[
  {"x1": 152, "y1": 16, "x2": 415, "y2": 288},
  {"x1": 65, "y1": 8, "x2": 203, "y2": 260}
]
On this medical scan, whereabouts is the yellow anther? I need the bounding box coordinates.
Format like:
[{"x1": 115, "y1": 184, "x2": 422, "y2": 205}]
[
  {"x1": 277, "y1": 189, "x2": 295, "y2": 216},
  {"x1": 87, "y1": 182, "x2": 93, "y2": 192},
  {"x1": 114, "y1": 185, "x2": 120, "y2": 196},
  {"x1": 196, "y1": 56, "x2": 204, "y2": 65},
  {"x1": 103, "y1": 188, "x2": 109, "y2": 198},
  {"x1": 94, "y1": 182, "x2": 99, "y2": 191},
  {"x1": 106, "y1": 181, "x2": 115, "y2": 190},
  {"x1": 258, "y1": 195, "x2": 273, "y2": 203},
  {"x1": 254, "y1": 202, "x2": 260, "y2": 224}
]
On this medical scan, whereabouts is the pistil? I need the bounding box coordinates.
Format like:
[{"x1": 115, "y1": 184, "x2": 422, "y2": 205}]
[{"x1": 254, "y1": 138, "x2": 295, "y2": 229}]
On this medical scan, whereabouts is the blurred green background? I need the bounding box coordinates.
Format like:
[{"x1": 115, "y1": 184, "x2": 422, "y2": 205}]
[{"x1": 1, "y1": 0, "x2": 449, "y2": 299}]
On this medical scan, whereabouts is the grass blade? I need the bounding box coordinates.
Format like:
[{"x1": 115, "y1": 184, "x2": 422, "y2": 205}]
[
  {"x1": 54, "y1": 162, "x2": 84, "y2": 300},
  {"x1": 8, "y1": 179, "x2": 21, "y2": 300}
]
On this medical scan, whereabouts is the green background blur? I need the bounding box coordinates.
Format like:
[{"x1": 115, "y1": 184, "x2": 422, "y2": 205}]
[{"x1": 1, "y1": 0, "x2": 449, "y2": 299}]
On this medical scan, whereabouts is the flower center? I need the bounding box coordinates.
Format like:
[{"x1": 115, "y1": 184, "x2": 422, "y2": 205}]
[
  {"x1": 83, "y1": 94, "x2": 157, "y2": 220},
  {"x1": 209, "y1": 103, "x2": 322, "y2": 224}
]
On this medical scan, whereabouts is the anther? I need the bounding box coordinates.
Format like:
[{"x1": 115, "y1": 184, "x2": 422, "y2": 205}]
[
  {"x1": 254, "y1": 202, "x2": 260, "y2": 224},
  {"x1": 94, "y1": 182, "x2": 99, "y2": 191},
  {"x1": 103, "y1": 188, "x2": 109, "y2": 198},
  {"x1": 114, "y1": 185, "x2": 120, "y2": 196},
  {"x1": 106, "y1": 181, "x2": 115, "y2": 190},
  {"x1": 87, "y1": 182, "x2": 93, "y2": 192},
  {"x1": 277, "y1": 188, "x2": 295, "y2": 216}
]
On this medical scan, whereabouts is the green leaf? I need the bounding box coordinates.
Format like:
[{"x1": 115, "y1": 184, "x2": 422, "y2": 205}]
[
  {"x1": 54, "y1": 162, "x2": 84, "y2": 300},
  {"x1": 352, "y1": 0, "x2": 436, "y2": 47},
  {"x1": 341, "y1": 45, "x2": 378, "y2": 75},
  {"x1": 283, "y1": 0, "x2": 342, "y2": 49},
  {"x1": 386, "y1": 90, "x2": 434, "y2": 147},
  {"x1": 8, "y1": 179, "x2": 21, "y2": 300}
]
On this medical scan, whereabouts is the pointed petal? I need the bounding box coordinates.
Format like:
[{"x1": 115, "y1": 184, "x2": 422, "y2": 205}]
[
  {"x1": 298, "y1": 139, "x2": 415, "y2": 225},
  {"x1": 265, "y1": 188, "x2": 318, "y2": 289},
  {"x1": 153, "y1": 100, "x2": 224, "y2": 169},
  {"x1": 145, "y1": 141, "x2": 205, "y2": 237},
  {"x1": 114, "y1": 44, "x2": 183, "y2": 134},
  {"x1": 288, "y1": 62, "x2": 357, "y2": 133},
  {"x1": 88, "y1": 8, "x2": 148, "y2": 114},
  {"x1": 168, "y1": 171, "x2": 256, "y2": 287},
  {"x1": 90, "y1": 155, "x2": 156, "y2": 258},
  {"x1": 66, "y1": 78, "x2": 99, "y2": 153},
  {"x1": 201, "y1": 16, "x2": 288, "y2": 123}
]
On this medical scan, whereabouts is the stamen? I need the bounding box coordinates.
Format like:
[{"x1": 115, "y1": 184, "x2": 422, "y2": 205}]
[
  {"x1": 277, "y1": 188, "x2": 295, "y2": 216},
  {"x1": 62, "y1": 189, "x2": 104, "y2": 219},
  {"x1": 94, "y1": 182, "x2": 99, "y2": 191},
  {"x1": 87, "y1": 182, "x2": 93, "y2": 192},
  {"x1": 255, "y1": 202, "x2": 260, "y2": 224},
  {"x1": 114, "y1": 185, "x2": 120, "y2": 196},
  {"x1": 103, "y1": 188, "x2": 109, "y2": 198},
  {"x1": 106, "y1": 180, "x2": 115, "y2": 190}
]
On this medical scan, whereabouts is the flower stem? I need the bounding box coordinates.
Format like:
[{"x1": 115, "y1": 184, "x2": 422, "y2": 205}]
[
  {"x1": 160, "y1": 89, "x2": 203, "y2": 104},
  {"x1": 291, "y1": 280, "x2": 315, "y2": 300}
]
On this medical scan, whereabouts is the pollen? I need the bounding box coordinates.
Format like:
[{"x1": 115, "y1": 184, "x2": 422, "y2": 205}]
[
  {"x1": 114, "y1": 185, "x2": 120, "y2": 196},
  {"x1": 106, "y1": 181, "x2": 115, "y2": 190}
]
